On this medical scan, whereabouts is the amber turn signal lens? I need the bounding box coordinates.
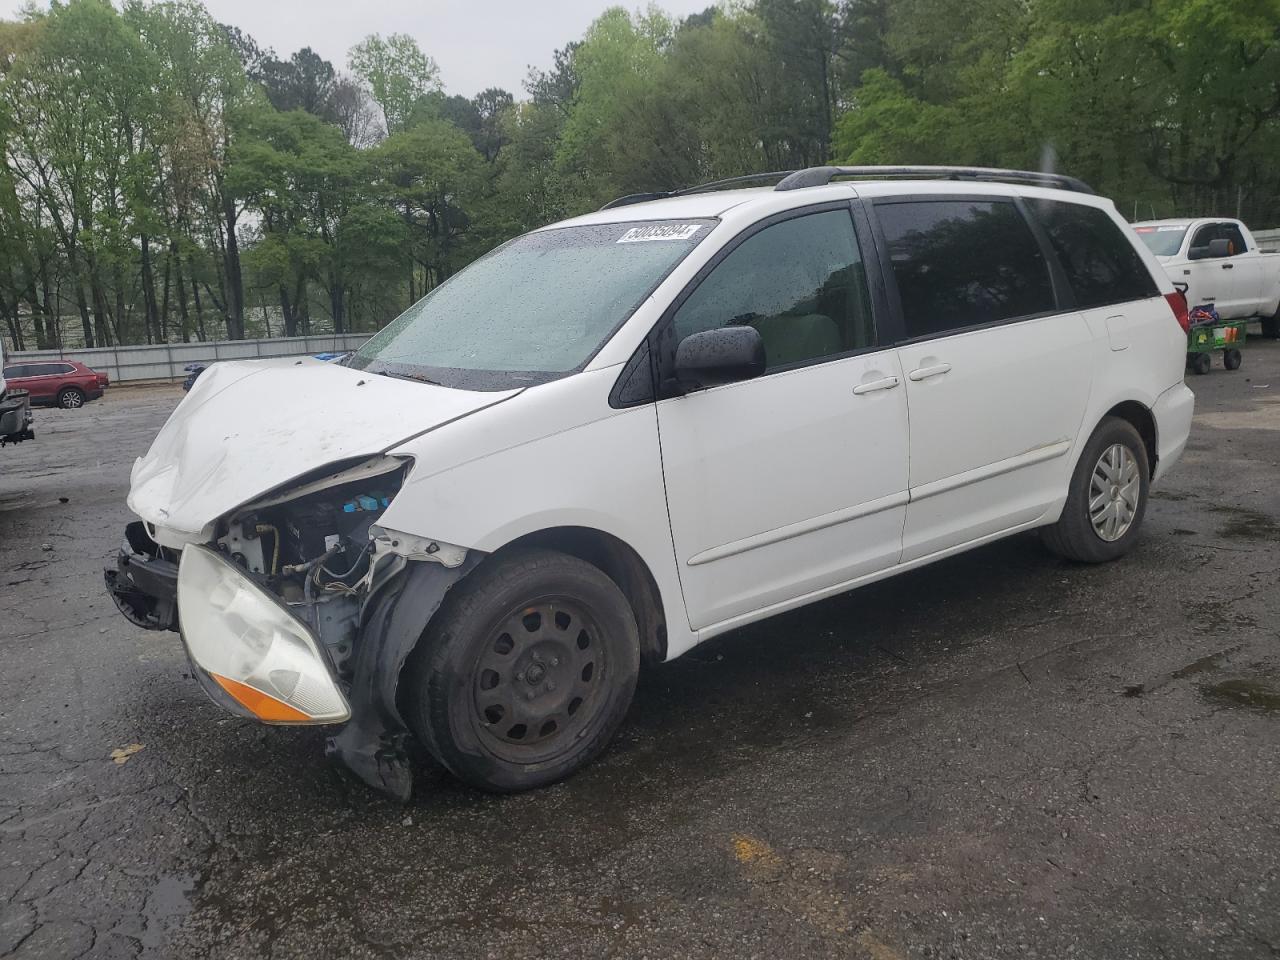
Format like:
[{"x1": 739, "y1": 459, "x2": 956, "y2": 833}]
[{"x1": 212, "y1": 673, "x2": 312, "y2": 723}]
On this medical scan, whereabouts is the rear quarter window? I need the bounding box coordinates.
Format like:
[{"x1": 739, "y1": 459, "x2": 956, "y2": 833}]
[
  {"x1": 875, "y1": 198, "x2": 1056, "y2": 339},
  {"x1": 1028, "y1": 200, "x2": 1160, "y2": 309}
]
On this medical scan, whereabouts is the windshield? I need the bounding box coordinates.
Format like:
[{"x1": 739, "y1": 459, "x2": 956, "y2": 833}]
[
  {"x1": 349, "y1": 219, "x2": 715, "y2": 390},
  {"x1": 1133, "y1": 225, "x2": 1188, "y2": 257}
]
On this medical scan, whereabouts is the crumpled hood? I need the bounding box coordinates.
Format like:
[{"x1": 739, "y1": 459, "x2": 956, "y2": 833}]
[{"x1": 129, "y1": 357, "x2": 517, "y2": 539}]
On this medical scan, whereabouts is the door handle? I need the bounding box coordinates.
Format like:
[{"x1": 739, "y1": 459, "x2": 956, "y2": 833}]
[
  {"x1": 1222, "y1": 263, "x2": 1234, "y2": 270},
  {"x1": 852, "y1": 375, "x2": 900, "y2": 395},
  {"x1": 907, "y1": 362, "x2": 952, "y2": 382}
]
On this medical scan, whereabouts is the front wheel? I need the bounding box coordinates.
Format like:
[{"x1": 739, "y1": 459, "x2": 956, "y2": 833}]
[
  {"x1": 1043, "y1": 417, "x2": 1150, "y2": 564},
  {"x1": 403, "y1": 548, "x2": 640, "y2": 793},
  {"x1": 57, "y1": 387, "x2": 85, "y2": 409},
  {"x1": 1224, "y1": 348, "x2": 1242, "y2": 371}
]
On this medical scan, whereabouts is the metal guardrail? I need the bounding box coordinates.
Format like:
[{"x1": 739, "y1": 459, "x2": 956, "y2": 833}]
[{"x1": 6, "y1": 333, "x2": 372, "y2": 384}]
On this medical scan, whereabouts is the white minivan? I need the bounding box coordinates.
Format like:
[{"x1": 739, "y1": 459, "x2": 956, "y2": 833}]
[{"x1": 106, "y1": 166, "x2": 1195, "y2": 799}]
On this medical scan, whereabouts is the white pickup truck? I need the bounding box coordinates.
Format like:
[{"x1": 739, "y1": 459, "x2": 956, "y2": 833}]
[{"x1": 1132, "y1": 218, "x2": 1280, "y2": 338}]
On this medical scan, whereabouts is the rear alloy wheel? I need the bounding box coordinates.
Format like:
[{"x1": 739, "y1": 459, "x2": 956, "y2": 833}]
[
  {"x1": 57, "y1": 387, "x2": 85, "y2": 409},
  {"x1": 404, "y1": 548, "x2": 640, "y2": 793},
  {"x1": 1043, "y1": 416, "x2": 1150, "y2": 563}
]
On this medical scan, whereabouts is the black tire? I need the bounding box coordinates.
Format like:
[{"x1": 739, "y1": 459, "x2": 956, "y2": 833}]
[
  {"x1": 404, "y1": 547, "x2": 640, "y2": 793},
  {"x1": 1224, "y1": 348, "x2": 1242, "y2": 371},
  {"x1": 57, "y1": 387, "x2": 85, "y2": 409},
  {"x1": 1261, "y1": 313, "x2": 1280, "y2": 340},
  {"x1": 1042, "y1": 417, "x2": 1150, "y2": 564},
  {"x1": 1190, "y1": 352, "x2": 1211, "y2": 375}
]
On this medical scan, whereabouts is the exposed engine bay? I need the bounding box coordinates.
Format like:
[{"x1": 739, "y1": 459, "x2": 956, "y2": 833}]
[
  {"x1": 107, "y1": 454, "x2": 478, "y2": 801},
  {"x1": 215, "y1": 460, "x2": 410, "y2": 678}
]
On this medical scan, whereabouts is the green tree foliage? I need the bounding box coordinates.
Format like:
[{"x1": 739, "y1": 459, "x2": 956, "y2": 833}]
[
  {"x1": 1, "y1": 0, "x2": 1277, "y2": 349},
  {"x1": 347, "y1": 32, "x2": 442, "y2": 136}
]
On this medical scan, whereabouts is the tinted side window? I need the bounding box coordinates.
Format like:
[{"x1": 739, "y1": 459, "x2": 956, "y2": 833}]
[
  {"x1": 3, "y1": 366, "x2": 23, "y2": 378},
  {"x1": 1219, "y1": 223, "x2": 1247, "y2": 255},
  {"x1": 1029, "y1": 200, "x2": 1160, "y2": 309},
  {"x1": 672, "y1": 209, "x2": 875, "y2": 370},
  {"x1": 28, "y1": 363, "x2": 61, "y2": 376},
  {"x1": 877, "y1": 199, "x2": 1055, "y2": 339},
  {"x1": 1190, "y1": 223, "x2": 1218, "y2": 257}
]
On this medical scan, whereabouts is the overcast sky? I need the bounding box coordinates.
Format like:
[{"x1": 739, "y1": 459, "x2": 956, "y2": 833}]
[{"x1": 3, "y1": 1, "x2": 717, "y2": 98}]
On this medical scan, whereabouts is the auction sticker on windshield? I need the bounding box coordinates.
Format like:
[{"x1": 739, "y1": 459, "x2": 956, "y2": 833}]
[{"x1": 617, "y1": 224, "x2": 703, "y2": 243}]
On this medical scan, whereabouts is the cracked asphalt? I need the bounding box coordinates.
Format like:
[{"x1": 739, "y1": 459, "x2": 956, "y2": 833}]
[{"x1": 2, "y1": 342, "x2": 1278, "y2": 960}]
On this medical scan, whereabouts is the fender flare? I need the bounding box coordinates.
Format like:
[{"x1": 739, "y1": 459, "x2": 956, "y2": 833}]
[{"x1": 325, "y1": 554, "x2": 481, "y2": 801}]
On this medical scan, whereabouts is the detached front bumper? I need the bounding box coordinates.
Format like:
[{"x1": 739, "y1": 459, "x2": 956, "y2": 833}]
[
  {"x1": 105, "y1": 527, "x2": 349, "y2": 722},
  {"x1": 104, "y1": 521, "x2": 479, "y2": 800},
  {"x1": 104, "y1": 522, "x2": 179, "y2": 631}
]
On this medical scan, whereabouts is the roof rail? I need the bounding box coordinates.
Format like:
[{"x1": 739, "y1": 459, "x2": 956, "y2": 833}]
[
  {"x1": 600, "y1": 171, "x2": 796, "y2": 211},
  {"x1": 775, "y1": 165, "x2": 1095, "y2": 195},
  {"x1": 600, "y1": 192, "x2": 672, "y2": 210}
]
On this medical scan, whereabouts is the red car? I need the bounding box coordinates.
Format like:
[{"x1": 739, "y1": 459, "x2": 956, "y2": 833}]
[{"x1": 1, "y1": 359, "x2": 109, "y2": 409}]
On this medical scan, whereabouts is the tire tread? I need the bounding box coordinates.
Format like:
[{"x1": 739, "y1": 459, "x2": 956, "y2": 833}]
[
  {"x1": 1042, "y1": 416, "x2": 1150, "y2": 564},
  {"x1": 405, "y1": 547, "x2": 640, "y2": 793}
]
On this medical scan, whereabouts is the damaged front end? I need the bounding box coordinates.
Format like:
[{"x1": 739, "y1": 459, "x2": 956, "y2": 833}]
[{"x1": 105, "y1": 455, "x2": 479, "y2": 801}]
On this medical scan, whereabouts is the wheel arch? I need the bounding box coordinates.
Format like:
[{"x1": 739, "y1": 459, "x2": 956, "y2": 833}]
[
  {"x1": 486, "y1": 526, "x2": 668, "y2": 666},
  {"x1": 1102, "y1": 399, "x2": 1158, "y2": 477}
]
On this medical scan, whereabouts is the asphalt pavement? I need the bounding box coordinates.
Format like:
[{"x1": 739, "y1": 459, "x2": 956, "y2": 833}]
[{"x1": 1, "y1": 342, "x2": 1278, "y2": 959}]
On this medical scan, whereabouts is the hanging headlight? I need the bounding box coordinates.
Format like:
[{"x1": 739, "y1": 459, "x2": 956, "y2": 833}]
[{"x1": 177, "y1": 545, "x2": 350, "y2": 724}]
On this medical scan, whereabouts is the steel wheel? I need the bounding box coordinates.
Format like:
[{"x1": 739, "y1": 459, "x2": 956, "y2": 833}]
[
  {"x1": 1089, "y1": 443, "x2": 1140, "y2": 542},
  {"x1": 59, "y1": 388, "x2": 84, "y2": 409},
  {"x1": 471, "y1": 598, "x2": 607, "y2": 762}
]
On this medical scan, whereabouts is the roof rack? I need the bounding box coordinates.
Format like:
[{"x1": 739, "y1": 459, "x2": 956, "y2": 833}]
[
  {"x1": 599, "y1": 171, "x2": 796, "y2": 210},
  {"x1": 774, "y1": 165, "x2": 1095, "y2": 195}
]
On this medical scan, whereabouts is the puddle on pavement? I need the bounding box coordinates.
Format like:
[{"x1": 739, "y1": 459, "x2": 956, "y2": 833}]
[
  {"x1": 1208, "y1": 504, "x2": 1280, "y2": 541},
  {"x1": 1201, "y1": 677, "x2": 1280, "y2": 714},
  {"x1": 140, "y1": 873, "x2": 195, "y2": 952}
]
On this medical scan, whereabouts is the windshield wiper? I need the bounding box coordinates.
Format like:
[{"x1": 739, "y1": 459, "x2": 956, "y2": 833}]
[{"x1": 371, "y1": 367, "x2": 445, "y2": 387}]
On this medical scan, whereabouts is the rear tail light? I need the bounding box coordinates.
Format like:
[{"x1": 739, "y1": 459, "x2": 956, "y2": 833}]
[{"x1": 1165, "y1": 291, "x2": 1190, "y2": 334}]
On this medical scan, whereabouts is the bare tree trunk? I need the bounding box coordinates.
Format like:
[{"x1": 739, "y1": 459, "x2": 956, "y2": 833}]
[
  {"x1": 173, "y1": 242, "x2": 191, "y2": 343},
  {"x1": 280, "y1": 285, "x2": 296, "y2": 337},
  {"x1": 75, "y1": 282, "x2": 94, "y2": 348},
  {"x1": 221, "y1": 189, "x2": 245, "y2": 339},
  {"x1": 0, "y1": 294, "x2": 24, "y2": 351},
  {"x1": 90, "y1": 266, "x2": 111, "y2": 347},
  {"x1": 190, "y1": 269, "x2": 207, "y2": 342},
  {"x1": 24, "y1": 278, "x2": 47, "y2": 350},
  {"x1": 140, "y1": 233, "x2": 161, "y2": 343},
  {"x1": 160, "y1": 248, "x2": 172, "y2": 341},
  {"x1": 329, "y1": 280, "x2": 345, "y2": 334}
]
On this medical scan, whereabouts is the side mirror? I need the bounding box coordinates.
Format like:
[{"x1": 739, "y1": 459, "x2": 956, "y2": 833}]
[{"x1": 673, "y1": 326, "x2": 766, "y2": 391}]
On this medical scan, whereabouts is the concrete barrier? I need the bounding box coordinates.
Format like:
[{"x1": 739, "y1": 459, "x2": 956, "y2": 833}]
[{"x1": 7, "y1": 333, "x2": 372, "y2": 384}]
